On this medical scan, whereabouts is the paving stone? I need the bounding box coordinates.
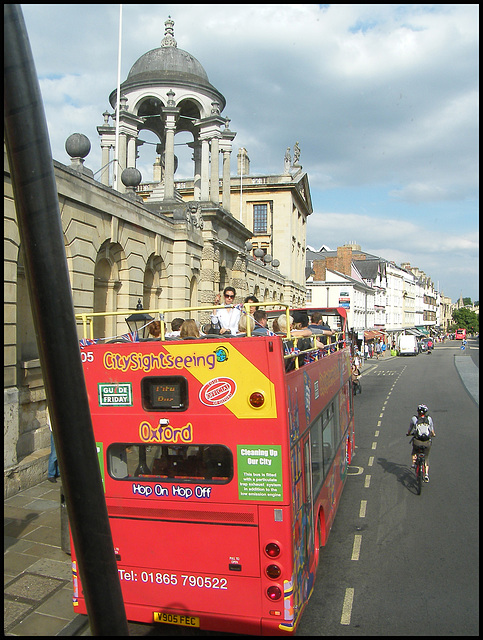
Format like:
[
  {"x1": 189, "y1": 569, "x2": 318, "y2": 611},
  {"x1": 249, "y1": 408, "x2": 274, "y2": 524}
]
[
  {"x1": 28, "y1": 557, "x2": 72, "y2": 581},
  {"x1": 4, "y1": 573, "x2": 62, "y2": 602},
  {"x1": 4, "y1": 550, "x2": 39, "y2": 577},
  {"x1": 3, "y1": 599, "x2": 33, "y2": 630},
  {"x1": 4, "y1": 514, "x2": 42, "y2": 538},
  {"x1": 8, "y1": 610, "x2": 69, "y2": 636},
  {"x1": 22, "y1": 524, "x2": 61, "y2": 546},
  {"x1": 36, "y1": 585, "x2": 75, "y2": 619},
  {"x1": 25, "y1": 498, "x2": 60, "y2": 512}
]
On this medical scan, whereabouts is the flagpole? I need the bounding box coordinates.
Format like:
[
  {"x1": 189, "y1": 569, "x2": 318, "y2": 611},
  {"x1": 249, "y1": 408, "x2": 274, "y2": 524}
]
[{"x1": 113, "y1": 4, "x2": 123, "y2": 190}]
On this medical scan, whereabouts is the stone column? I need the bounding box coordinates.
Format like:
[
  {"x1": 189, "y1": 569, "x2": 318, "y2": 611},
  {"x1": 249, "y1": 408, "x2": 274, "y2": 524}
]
[
  {"x1": 127, "y1": 135, "x2": 137, "y2": 169},
  {"x1": 210, "y1": 135, "x2": 220, "y2": 204},
  {"x1": 200, "y1": 138, "x2": 210, "y2": 201},
  {"x1": 100, "y1": 142, "x2": 111, "y2": 186},
  {"x1": 163, "y1": 121, "x2": 176, "y2": 201},
  {"x1": 116, "y1": 133, "x2": 127, "y2": 192},
  {"x1": 188, "y1": 141, "x2": 202, "y2": 201},
  {"x1": 162, "y1": 93, "x2": 179, "y2": 202},
  {"x1": 220, "y1": 121, "x2": 236, "y2": 212},
  {"x1": 222, "y1": 148, "x2": 231, "y2": 211}
]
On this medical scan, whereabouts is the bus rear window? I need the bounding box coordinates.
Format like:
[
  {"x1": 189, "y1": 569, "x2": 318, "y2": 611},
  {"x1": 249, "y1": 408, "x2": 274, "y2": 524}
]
[{"x1": 107, "y1": 443, "x2": 233, "y2": 483}]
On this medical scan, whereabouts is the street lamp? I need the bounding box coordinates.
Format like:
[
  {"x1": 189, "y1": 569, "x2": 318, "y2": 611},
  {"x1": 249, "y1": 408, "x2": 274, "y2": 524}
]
[{"x1": 125, "y1": 299, "x2": 154, "y2": 340}]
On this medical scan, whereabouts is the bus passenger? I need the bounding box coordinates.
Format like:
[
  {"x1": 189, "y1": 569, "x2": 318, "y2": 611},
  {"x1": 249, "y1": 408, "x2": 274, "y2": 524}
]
[
  {"x1": 237, "y1": 314, "x2": 254, "y2": 335},
  {"x1": 148, "y1": 320, "x2": 162, "y2": 339},
  {"x1": 165, "y1": 317, "x2": 184, "y2": 338},
  {"x1": 211, "y1": 286, "x2": 241, "y2": 335},
  {"x1": 180, "y1": 319, "x2": 200, "y2": 340},
  {"x1": 308, "y1": 312, "x2": 334, "y2": 345},
  {"x1": 253, "y1": 310, "x2": 271, "y2": 335},
  {"x1": 244, "y1": 294, "x2": 259, "y2": 316},
  {"x1": 291, "y1": 311, "x2": 325, "y2": 349}
]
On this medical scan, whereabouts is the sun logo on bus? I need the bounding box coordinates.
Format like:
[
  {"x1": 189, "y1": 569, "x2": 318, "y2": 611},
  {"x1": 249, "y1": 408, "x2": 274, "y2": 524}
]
[{"x1": 214, "y1": 346, "x2": 229, "y2": 363}]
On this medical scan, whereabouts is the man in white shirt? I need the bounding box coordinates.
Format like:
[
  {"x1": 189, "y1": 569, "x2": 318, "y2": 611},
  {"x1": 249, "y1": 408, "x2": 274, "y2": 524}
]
[{"x1": 211, "y1": 286, "x2": 241, "y2": 335}]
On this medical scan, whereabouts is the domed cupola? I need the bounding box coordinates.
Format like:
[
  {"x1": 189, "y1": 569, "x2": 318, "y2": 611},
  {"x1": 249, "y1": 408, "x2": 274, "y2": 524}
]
[
  {"x1": 109, "y1": 17, "x2": 225, "y2": 112},
  {"x1": 98, "y1": 17, "x2": 236, "y2": 208}
]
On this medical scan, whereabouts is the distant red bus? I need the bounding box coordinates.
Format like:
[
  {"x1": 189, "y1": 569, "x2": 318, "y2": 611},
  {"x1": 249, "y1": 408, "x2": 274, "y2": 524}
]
[
  {"x1": 455, "y1": 328, "x2": 466, "y2": 340},
  {"x1": 72, "y1": 304, "x2": 355, "y2": 635}
]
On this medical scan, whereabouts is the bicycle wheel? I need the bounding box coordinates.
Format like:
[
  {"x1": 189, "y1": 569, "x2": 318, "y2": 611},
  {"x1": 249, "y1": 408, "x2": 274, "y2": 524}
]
[{"x1": 416, "y1": 459, "x2": 423, "y2": 495}]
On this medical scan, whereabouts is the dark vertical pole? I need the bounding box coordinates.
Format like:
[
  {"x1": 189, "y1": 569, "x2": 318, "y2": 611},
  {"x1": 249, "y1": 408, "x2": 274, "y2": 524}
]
[{"x1": 4, "y1": 5, "x2": 129, "y2": 635}]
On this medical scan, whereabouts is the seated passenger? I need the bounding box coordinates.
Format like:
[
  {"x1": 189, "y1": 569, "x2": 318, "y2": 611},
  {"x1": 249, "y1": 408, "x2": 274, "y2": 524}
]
[
  {"x1": 165, "y1": 317, "x2": 184, "y2": 338},
  {"x1": 237, "y1": 314, "x2": 255, "y2": 335},
  {"x1": 244, "y1": 294, "x2": 259, "y2": 316},
  {"x1": 292, "y1": 310, "x2": 325, "y2": 349},
  {"x1": 308, "y1": 312, "x2": 334, "y2": 345},
  {"x1": 253, "y1": 310, "x2": 271, "y2": 335},
  {"x1": 180, "y1": 319, "x2": 200, "y2": 339},
  {"x1": 148, "y1": 320, "x2": 162, "y2": 339},
  {"x1": 277, "y1": 313, "x2": 311, "y2": 337}
]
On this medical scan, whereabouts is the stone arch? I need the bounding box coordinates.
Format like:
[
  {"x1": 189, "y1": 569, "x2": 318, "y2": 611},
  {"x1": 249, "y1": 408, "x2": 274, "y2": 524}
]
[
  {"x1": 189, "y1": 274, "x2": 198, "y2": 308},
  {"x1": 176, "y1": 97, "x2": 203, "y2": 134},
  {"x1": 143, "y1": 254, "x2": 168, "y2": 312},
  {"x1": 16, "y1": 246, "x2": 37, "y2": 364},
  {"x1": 93, "y1": 241, "x2": 125, "y2": 338},
  {"x1": 135, "y1": 95, "x2": 166, "y2": 140}
]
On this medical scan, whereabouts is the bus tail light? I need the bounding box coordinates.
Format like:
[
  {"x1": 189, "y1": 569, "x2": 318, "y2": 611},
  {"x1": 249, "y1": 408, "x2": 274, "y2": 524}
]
[
  {"x1": 266, "y1": 585, "x2": 282, "y2": 601},
  {"x1": 265, "y1": 564, "x2": 281, "y2": 579},
  {"x1": 265, "y1": 542, "x2": 280, "y2": 558},
  {"x1": 249, "y1": 391, "x2": 265, "y2": 408}
]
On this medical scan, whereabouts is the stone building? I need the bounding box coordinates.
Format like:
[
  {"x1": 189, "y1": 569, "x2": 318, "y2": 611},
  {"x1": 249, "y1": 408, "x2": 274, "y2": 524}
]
[{"x1": 4, "y1": 18, "x2": 311, "y2": 496}]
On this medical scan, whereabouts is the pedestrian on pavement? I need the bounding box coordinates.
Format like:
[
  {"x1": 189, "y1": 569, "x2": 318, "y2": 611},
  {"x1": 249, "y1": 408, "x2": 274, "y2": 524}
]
[
  {"x1": 47, "y1": 409, "x2": 59, "y2": 483},
  {"x1": 351, "y1": 362, "x2": 361, "y2": 395},
  {"x1": 375, "y1": 340, "x2": 381, "y2": 359}
]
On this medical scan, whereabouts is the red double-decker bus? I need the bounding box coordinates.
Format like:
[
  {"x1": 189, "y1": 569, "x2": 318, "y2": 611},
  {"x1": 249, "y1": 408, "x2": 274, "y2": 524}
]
[
  {"x1": 72, "y1": 304, "x2": 355, "y2": 635},
  {"x1": 455, "y1": 328, "x2": 466, "y2": 340}
]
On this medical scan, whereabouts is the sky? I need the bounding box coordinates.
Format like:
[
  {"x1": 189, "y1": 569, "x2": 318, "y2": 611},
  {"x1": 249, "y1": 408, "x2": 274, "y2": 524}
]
[{"x1": 20, "y1": 4, "x2": 479, "y2": 303}]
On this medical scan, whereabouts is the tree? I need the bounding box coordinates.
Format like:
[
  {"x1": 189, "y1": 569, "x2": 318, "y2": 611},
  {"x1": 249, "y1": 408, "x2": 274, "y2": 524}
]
[
  {"x1": 452, "y1": 308, "x2": 479, "y2": 333},
  {"x1": 462, "y1": 297, "x2": 473, "y2": 306}
]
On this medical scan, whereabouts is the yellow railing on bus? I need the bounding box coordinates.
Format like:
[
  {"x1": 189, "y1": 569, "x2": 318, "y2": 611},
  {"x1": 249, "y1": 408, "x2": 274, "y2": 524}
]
[
  {"x1": 75, "y1": 303, "x2": 345, "y2": 371},
  {"x1": 75, "y1": 302, "x2": 293, "y2": 341}
]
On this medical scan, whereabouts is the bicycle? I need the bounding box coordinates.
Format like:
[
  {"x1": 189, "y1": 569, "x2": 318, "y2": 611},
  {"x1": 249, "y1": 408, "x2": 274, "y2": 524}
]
[
  {"x1": 413, "y1": 445, "x2": 427, "y2": 495},
  {"x1": 407, "y1": 436, "x2": 429, "y2": 495}
]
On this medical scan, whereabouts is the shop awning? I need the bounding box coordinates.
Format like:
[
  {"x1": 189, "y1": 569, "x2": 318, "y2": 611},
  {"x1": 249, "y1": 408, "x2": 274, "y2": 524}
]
[
  {"x1": 406, "y1": 328, "x2": 425, "y2": 337},
  {"x1": 364, "y1": 330, "x2": 385, "y2": 340},
  {"x1": 415, "y1": 326, "x2": 429, "y2": 335}
]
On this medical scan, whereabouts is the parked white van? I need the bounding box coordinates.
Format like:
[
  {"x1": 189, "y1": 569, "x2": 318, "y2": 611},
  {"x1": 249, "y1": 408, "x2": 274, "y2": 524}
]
[{"x1": 398, "y1": 334, "x2": 418, "y2": 356}]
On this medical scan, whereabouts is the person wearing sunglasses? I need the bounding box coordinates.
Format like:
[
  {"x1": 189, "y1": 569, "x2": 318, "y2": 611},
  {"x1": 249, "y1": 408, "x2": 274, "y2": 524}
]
[{"x1": 211, "y1": 286, "x2": 241, "y2": 335}]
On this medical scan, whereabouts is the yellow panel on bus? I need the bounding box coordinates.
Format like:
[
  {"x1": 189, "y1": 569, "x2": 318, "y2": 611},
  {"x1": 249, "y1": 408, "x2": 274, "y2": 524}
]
[{"x1": 163, "y1": 341, "x2": 277, "y2": 420}]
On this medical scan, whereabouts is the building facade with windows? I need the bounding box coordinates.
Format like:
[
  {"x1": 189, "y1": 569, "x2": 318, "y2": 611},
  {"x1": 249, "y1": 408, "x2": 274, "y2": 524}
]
[{"x1": 306, "y1": 243, "x2": 448, "y2": 346}]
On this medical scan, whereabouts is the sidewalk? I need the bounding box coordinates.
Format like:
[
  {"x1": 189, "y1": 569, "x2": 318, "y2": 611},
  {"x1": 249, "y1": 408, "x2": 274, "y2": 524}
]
[{"x1": 4, "y1": 479, "x2": 87, "y2": 636}]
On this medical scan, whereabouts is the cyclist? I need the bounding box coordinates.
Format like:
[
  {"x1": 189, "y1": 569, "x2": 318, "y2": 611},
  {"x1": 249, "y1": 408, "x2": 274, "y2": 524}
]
[{"x1": 407, "y1": 404, "x2": 435, "y2": 482}]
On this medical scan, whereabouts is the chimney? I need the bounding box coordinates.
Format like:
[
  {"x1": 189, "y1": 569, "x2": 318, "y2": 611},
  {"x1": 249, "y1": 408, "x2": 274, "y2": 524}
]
[
  {"x1": 337, "y1": 246, "x2": 353, "y2": 275},
  {"x1": 312, "y1": 259, "x2": 327, "y2": 281},
  {"x1": 237, "y1": 148, "x2": 250, "y2": 176}
]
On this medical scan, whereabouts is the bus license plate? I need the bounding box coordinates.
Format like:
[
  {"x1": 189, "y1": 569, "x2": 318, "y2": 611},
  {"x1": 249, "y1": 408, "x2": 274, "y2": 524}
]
[{"x1": 154, "y1": 612, "x2": 200, "y2": 628}]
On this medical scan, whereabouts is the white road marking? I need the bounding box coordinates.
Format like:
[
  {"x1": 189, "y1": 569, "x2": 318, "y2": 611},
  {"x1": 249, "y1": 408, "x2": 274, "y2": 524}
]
[
  {"x1": 351, "y1": 534, "x2": 362, "y2": 561},
  {"x1": 340, "y1": 588, "x2": 355, "y2": 625}
]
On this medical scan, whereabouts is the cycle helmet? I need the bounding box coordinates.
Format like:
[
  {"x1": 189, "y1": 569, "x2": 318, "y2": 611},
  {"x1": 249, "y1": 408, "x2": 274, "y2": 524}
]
[{"x1": 417, "y1": 404, "x2": 428, "y2": 415}]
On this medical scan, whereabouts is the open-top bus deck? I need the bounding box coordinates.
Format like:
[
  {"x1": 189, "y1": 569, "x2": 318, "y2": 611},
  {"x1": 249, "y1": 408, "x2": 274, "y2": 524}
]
[{"x1": 72, "y1": 305, "x2": 355, "y2": 635}]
